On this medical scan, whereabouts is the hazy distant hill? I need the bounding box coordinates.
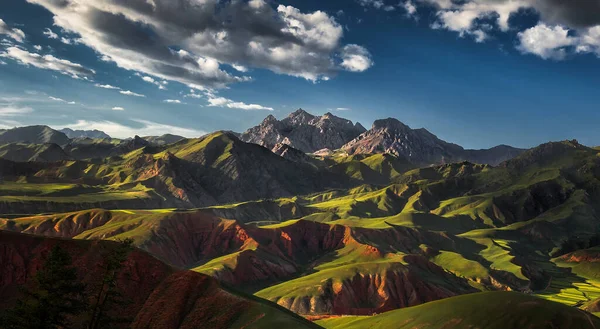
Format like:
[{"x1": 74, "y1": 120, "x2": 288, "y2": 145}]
[
  {"x1": 59, "y1": 128, "x2": 111, "y2": 139},
  {"x1": 143, "y1": 134, "x2": 186, "y2": 146}
]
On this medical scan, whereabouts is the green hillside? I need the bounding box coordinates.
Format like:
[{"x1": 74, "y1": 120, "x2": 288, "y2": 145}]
[{"x1": 316, "y1": 292, "x2": 600, "y2": 329}]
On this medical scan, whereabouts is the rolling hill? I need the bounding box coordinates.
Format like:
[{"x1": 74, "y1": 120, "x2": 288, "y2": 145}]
[
  {"x1": 316, "y1": 292, "x2": 600, "y2": 329},
  {"x1": 3, "y1": 140, "x2": 599, "y2": 321}
]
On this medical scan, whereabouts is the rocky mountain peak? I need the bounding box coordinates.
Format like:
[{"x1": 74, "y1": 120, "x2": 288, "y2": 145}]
[
  {"x1": 342, "y1": 117, "x2": 523, "y2": 166},
  {"x1": 284, "y1": 108, "x2": 315, "y2": 126},
  {"x1": 262, "y1": 114, "x2": 278, "y2": 124},
  {"x1": 372, "y1": 118, "x2": 410, "y2": 131},
  {"x1": 240, "y1": 110, "x2": 366, "y2": 153}
]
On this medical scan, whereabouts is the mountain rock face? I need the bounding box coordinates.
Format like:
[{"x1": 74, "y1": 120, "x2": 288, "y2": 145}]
[
  {"x1": 60, "y1": 128, "x2": 110, "y2": 139},
  {"x1": 0, "y1": 125, "x2": 70, "y2": 145},
  {"x1": 0, "y1": 231, "x2": 317, "y2": 329},
  {"x1": 342, "y1": 118, "x2": 524, "y2": 165},
  {"x1": 240, "y1": 109, "x2": 366, "y2": 153}
]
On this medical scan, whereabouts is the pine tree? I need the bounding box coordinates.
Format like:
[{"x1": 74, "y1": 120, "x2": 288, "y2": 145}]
[
  {"x1": 1, "y1": 245, "x2": 87, "y2": 329},
  {"x1": 86, "y1": 239, "x2": 134, "y2": 329}
]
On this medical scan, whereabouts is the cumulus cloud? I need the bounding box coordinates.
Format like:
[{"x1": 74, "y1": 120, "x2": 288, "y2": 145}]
[
  {"x1": 0, "y1": 19, "x2": 26, "y2": 43},
  {"x1": 340, "y1": 44, "x2": 373, "y2": 72},
  {"x1": 409, "y1": 0, "x2": 600, "y2": 60},
  {"x1": 163, "y1": 99, "x2": 184, "y2": 104},
  {"x1": 207, "y1": 94, "x2": 273, "y2": 111},
  {"x1": 33, "y1": 45, "x2": 42, "y2": 51},
  {"x1": 119, "y1": 90, "x2": 145, "y2": 97},
  {"x1": 112, "y1": 106, "x2": 125, "y2": 111},
  {"x1": 0, "y1": 46, "x2": 95, "y2": 79},
  {"x1": 57, "y1": 119, "x2": 205, "y2": 139},
  {"x1": 26, "y1": 0, "x2": 372, "y2": 86},
  {"x1": 517, "y1": 24, "x2": 575, "y2": 60}
]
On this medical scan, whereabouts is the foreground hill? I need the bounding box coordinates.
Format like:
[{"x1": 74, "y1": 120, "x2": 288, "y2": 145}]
[
  {"x1": 0, "y1": 230, "x2": 320, "y2": 329},
  {"x1": 316, "y1": 292, "x2": 600, "y2": 329}
]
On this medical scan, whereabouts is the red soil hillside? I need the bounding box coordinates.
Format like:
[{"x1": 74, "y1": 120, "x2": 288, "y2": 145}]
[{"x1": 0, "y1": 231, "x2": 320, "y2": 329}]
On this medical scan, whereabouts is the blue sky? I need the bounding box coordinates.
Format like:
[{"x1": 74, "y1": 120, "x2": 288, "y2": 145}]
[{"x1": 1, "y1": 0, "x2": 600, "y2": 149}]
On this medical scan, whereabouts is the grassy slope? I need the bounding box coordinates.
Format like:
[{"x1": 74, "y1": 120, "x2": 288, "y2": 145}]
[
  {"x1": 3, "y1": 140, "x2": 600, "y2": 317},
  {"x1": 316, "y1": 292, "x2": 600, "y2": 329}
]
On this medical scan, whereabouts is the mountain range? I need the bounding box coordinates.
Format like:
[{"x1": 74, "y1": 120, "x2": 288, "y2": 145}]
[
  {"x1": 1, "y1": 110, "x2": 599, "y2": 328},
  {"x1": 0, "y1": 109, "x2": 524, "y2": 167}
]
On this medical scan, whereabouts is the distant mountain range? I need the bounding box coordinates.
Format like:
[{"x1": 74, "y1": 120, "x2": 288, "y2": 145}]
[
  {"x1": 341, "y1": 118, "x2": 525, "y2": 165},
  {"x1": 0, "y1": 110, "x2": 527, "y2": 166},
  {"x1": 59, "y1": 128, "x2": 111, "y2": 139}
]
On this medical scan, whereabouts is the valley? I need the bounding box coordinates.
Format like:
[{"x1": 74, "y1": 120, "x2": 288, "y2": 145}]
[{"x1": 1, "y1": 111, "x2": 599, "y2": 328}]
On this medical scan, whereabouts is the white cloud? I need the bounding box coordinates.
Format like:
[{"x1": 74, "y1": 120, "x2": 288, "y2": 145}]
[
  {"x1": 48, "y1": 96, "x2": 77, "y2": 104},
  {"x1": 119, "y1": 90, "x2": 145, "y2": 97},
  {"x1": 579, "y1": 26, "x2": 600, "y2": 56},
  {"x1": 0, "y1": 106, "x2": 34, "y2": 117},
  {"x1": 57, "y1": 119, "x2": 205, "y2": 139},
  {"x1": 517, "y1": 24, "x2": 576, "y2": 60},
  {"x1": 27, "y1": 0, "x2": 372, "y2": 88},
  {"x1": 94, "y1": 83, "x2": 121, "y2": 90},
  {"x1": 163, "y1": 99, "x2": 184, "y2": 104},
  {"x1": 142, "y1": 76, "x2": 155, "y2": 83},
  {"x1": 334, "y1": 107, "x2": 351, "y2": 111},
  {"x1": 340, "y1": 44, "x2": 373, "y2": 72},
  {"x1": 60, "y1": 37, "x2": 79, "y2": 45},
  {"x1": 207, "y1": 94, "x2": 273, "y2": 111},
  {"x1": 0, "y1": 47, "x2": 95, "y2": 79},
  {"x1": 231, "y1": 64, "x2": 248, "y2": 72},
  {"x1": 141, "y1": 75, "x2": 167, "y2": 90},
  {"x1": 0, "y1": 19, "x2": 26, "y2": 43},
  {"x1": 404, "y1": 1, "x2": 417, "y2": 16},
  {"x1": 33, "y1": 45, "x2": 42, "y2": 51},
  {"x1": 184, "y1": 90, "x2": 203, "y2": 99},
  {"x1": 411, "y1": 0, "x2": 600, "y2": 60},
  {"x1": 43, "y1": 28, "x2": 58, "y2": 39},
  {"x1": 112, "y1": 106, "x2": 125, "y2": 111}
]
